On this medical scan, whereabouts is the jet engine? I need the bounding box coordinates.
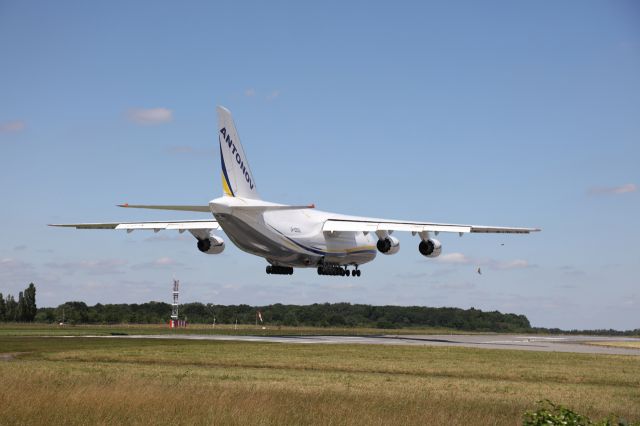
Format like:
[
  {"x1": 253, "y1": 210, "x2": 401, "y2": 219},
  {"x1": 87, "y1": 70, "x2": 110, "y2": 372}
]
[
  {"x1": 376, "y1": 236, "x2": 400, "y2": 255},
  {"x1": 418, "y1": 238, "x2": 441, "y2": 258},
  {"x1": 197, "y1": 235, "x2": 225, "y2": 254}
]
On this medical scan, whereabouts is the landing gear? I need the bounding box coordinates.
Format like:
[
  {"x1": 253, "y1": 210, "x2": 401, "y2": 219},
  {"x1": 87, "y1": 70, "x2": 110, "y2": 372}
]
[
  {"x1": 317, "y1": 265, "x2": 343, "y2": 276},
  {"x1": 266, "y1": 265, "x2": 293, "y2": 275},
  {"x1": 317, "y1": 264, "x2": 362, "y2": 277}
]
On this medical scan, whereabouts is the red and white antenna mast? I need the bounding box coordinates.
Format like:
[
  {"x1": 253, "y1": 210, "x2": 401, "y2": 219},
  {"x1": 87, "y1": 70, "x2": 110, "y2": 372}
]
[{"x1": 171, "y1": 279, "x2": 179, "y2": 321}]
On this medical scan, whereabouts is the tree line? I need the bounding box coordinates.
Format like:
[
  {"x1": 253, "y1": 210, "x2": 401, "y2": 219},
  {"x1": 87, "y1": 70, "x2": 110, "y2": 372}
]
[
  {"x1": 0, "y1": 283, "x2": 37, "y2": 322},
  {"x1": 2, "y1": 284, "x2": 638, "y2": 335},
  {"x1": 31, "y1": 300, "x2": 532, "y2": 332}
]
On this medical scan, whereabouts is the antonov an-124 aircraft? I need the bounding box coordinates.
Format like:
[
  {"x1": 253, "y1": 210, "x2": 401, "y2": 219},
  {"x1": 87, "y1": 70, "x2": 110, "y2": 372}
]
[{"x1": 51, "y1": 106, "x2": 540, "y2": 277}]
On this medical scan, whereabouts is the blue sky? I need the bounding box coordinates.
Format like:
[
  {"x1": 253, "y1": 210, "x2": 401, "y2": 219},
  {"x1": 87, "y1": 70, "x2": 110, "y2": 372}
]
[{"x1": 1, "y1": 1, "x2": 638, "y2": 329}]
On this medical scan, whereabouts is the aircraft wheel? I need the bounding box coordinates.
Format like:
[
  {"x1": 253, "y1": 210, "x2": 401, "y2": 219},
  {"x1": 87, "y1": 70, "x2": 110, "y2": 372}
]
[
  {"x1": 345, "y1": 269, "x2": 350, "y2": 277},
  {"x1": 266, "y1": 265, "x2": 272, "y2": 274}
]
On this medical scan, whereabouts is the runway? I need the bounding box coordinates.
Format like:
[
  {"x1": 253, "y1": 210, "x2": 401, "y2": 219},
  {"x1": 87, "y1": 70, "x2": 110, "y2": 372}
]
[{"x1": 95, "y1": 333, "x2": 640, "y2": 356}]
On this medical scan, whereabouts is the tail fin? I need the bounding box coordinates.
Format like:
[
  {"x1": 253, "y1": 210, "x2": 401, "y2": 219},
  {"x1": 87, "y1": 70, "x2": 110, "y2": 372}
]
[{"x1": 216, "y1": 106, "x2": 260, "y2": 199}]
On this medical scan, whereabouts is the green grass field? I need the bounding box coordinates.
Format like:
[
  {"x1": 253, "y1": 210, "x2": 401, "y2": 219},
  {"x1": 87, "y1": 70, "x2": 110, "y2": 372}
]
[{"x1": 1, "y1": 327, "x2": 639, "y2": 425}]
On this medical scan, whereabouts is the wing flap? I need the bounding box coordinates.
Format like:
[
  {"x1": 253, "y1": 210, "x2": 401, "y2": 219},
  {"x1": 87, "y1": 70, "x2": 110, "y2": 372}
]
[{"x1": 469, "y1": 226, "x2": 537, "y2": 234}]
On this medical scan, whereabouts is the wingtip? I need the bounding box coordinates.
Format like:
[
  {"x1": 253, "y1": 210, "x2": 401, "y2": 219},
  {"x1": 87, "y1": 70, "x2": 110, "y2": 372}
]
[{"x1": 118, "y1": 203, "x2": 129, "y2": 208}]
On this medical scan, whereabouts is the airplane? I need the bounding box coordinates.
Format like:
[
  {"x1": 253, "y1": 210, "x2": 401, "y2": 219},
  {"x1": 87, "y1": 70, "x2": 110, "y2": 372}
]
[{"x1": 51, "y1": 106, "x2": 540, "y2": 277}]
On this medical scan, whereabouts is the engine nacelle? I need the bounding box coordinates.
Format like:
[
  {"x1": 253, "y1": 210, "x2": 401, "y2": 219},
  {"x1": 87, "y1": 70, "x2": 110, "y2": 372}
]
[
  {"x1": 376, "y1": 236, "x2": 400, "y2": 255},
  {"x1": 418, "y1": 238, "x2": 442, "y2": 258},
  {"x1": 197, "y1": 235, "x2": 225, "y2": 255}
]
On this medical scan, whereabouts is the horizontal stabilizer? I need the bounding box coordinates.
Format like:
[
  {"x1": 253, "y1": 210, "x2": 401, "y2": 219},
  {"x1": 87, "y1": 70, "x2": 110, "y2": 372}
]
[
  {"x1": 234, "y1": 203, "x2": 316, "y2": 211},
  {"x1": 118, "y1": 204, "x2": 210, "y2": 213}
]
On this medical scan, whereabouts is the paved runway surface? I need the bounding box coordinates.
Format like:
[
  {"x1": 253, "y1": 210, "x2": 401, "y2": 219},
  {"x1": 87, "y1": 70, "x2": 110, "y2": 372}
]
[{"x1": 98, "y1": 333, "x2": 640, "y2": 355}]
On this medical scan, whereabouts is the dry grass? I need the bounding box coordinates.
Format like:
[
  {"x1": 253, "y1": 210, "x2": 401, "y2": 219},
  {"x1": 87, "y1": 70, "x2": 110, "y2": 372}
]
[
  {"x1": 1, "y1": 337, "x2": 639, "y2": 425},
  {"x1": 586, "y1": 341, "x2": 640, "y2": 349}
]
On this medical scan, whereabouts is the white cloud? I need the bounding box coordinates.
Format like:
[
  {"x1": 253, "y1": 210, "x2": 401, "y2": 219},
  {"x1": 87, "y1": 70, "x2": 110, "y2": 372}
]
[
  {"x1": 132, "y1": 257, "x2": 183, "y2": 269},
  {"x1": 127, "y1": 108, "x2": 173, "y2": 125},
  {"x1": 490, "y1": 259, "x2": 532, "y2": 270},
  {"x1": 320, "y1": 283, "x2": 362, "y2": 290},
  {"x1": 156, "y1": 257, "x2": 175, "y2": 265},
  {"x1": 588, "y1": 183, "x2": 637, "y2": 195},
  {"x1": 558, "y1": 265, "x2": 585, "y2": 276},
  {"x1": 395, "y1": 272, "x2": 429, "y2": 279},
  {"x1": 432, "y1": 281, "x2": 475, "y2": 290},
  {"x1": 222, "y1": 283, "x2": 241, "y2": 290},
  {"x1": 435, "y1": 252, "x2": 473, "y2": 265},
  {"x1": 0, "y1": 258, "x2": 39, "y2": 287},
  {"x1": 0, "y1": 120, "x2": 26, "y2": 133},
  {"x1": 143, "y1": 234, "x2": 191, "y2": 243},
  {"x1": 266, "y1": 90, "x2": 280, "y2": 100},
  {"x1": 244, "y1": 88, "x2": 256, "y2": 97},
  {"x1": 45, "y1": 259, "x2": 128, "y2": 275},
  {"x1": 620, "y1": 294, "x2": 639, "y2": 308},
  {"x1": 433, "y1": 252, "x2": 533, "y2": 271},
  {"x1": 0, "y1": 258, "x2": 33, "y2": 272}
]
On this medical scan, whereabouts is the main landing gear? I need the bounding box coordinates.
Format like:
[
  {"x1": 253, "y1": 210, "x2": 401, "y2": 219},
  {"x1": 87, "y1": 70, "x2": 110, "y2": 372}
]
[
  {"x1": 266, "y1": 265, "x2": 293, "y2": 275},
  {"x1": 317, "y1": 265, "x2": 361, "y2": 277}
]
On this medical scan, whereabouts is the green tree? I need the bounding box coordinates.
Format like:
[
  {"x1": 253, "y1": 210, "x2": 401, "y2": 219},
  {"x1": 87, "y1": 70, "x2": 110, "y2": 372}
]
[
  {"x1": 5, "y1": 295, "x2": 17, "y2": 321},
  {"x1": 283, "y1": 311, "x2": 298, "y2": 326},
  {"x1": 24, "y1": 283, "x2": 37, "y2": 321},
  {"x1": 16, "y1": 291, "x2": 26, "y2": 321},
  {"x1": 34, "y1": 308, "x2": 56, "y2": 323},
  {"x1": 0, "y1": 293, "x2": 5, "y2": 321},
  {"x1": 55, "y1": 301, "x2": 89, "y2": 324}
]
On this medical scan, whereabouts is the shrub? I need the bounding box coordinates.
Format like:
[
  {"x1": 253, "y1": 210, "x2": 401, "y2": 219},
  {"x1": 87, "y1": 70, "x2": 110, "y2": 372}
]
[{"x1": 523, "y1": 400, "x2": 639, "y2": 426}]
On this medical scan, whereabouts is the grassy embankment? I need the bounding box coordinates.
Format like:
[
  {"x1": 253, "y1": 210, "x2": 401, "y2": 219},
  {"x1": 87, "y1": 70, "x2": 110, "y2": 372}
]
[{"x1": 1, "y1": 333, "x2": 639, "y2": 425}]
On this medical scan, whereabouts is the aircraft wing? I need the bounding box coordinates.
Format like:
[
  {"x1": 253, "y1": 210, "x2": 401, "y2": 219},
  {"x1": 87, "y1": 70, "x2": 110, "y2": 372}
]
[
  {"x1": 322, "y1": 217, "x2": 539, "y2": 235},
  {"x1": 49, "y1": 219, "x2": 219, "y2": 232}
]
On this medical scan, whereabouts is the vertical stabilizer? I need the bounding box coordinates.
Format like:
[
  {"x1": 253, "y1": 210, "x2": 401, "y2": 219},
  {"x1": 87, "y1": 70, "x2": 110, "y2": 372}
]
[{"x1": 216, "y1": 106, "x2": 260, "y2": 199}]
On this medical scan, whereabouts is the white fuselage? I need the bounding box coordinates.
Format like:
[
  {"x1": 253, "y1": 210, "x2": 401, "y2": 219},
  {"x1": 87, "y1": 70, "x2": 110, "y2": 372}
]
[{"x1": 209, "y1": 196, "x2": 377, "y2": 268}]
